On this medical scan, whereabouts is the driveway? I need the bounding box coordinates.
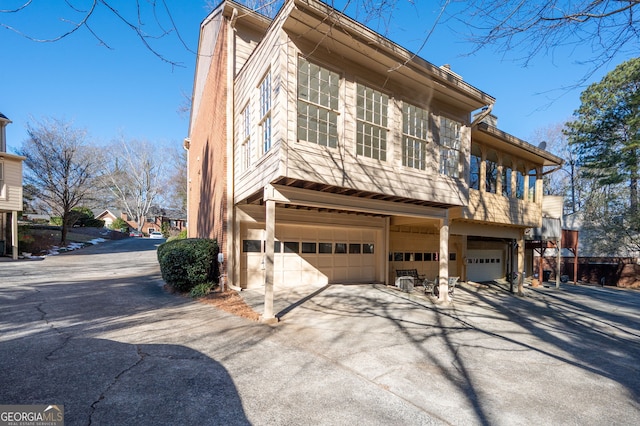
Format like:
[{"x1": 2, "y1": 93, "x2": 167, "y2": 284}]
[{"x1": 1, "y1": 239, "x2": 639, "y2": 425}]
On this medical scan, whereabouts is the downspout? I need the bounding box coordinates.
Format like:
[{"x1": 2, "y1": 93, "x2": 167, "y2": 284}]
[
  {"x1": 471, "y1": 104, "x2": 494, "y2": 128},
  {"x1": 183, "y1": 138, "x2": 190, "y2": 237}
]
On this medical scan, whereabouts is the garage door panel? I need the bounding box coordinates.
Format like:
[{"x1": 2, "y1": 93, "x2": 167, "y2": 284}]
[{"x1": 467, "y1": 249, "x2": 503, "y2": 282}]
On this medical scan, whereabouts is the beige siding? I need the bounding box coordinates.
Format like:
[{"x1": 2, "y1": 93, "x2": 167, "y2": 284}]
[
  {"x1": 234, "y1": 31, "x2": 473, "y2": 206},
  {"x1": 0, "y1": 157, "x2": 23, "y2": 212},
  {"x1": 450, "y1": 189, "x2": 541, "y2": 228},
  {"x1": 233, "y1": 12, "x2": 290, "y2": 202}
]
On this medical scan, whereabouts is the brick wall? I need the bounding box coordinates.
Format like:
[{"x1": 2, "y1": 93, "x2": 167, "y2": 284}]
[{"x1": 187, "y1": 22, "x2": 229, "y2": 256}]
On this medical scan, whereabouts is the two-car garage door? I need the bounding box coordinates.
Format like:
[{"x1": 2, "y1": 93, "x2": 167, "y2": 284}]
[{"x1": 242, "y1": 224, "x2": 380, "y2": 288}]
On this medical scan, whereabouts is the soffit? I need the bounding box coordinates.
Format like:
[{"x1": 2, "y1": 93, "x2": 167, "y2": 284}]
[{"x1": 240, "y1": 177, "x2": 453, "y2": 219}]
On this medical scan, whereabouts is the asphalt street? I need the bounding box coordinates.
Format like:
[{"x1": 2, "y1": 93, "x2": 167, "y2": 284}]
[{"x1": 1, "y1": 238, "x2": 639, "y2": 425}]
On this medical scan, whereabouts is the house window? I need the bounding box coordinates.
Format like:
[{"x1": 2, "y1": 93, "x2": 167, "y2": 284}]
[
  {"x1": 259, "y1": 72, "x2": 272, "y2": 154},
  {"x1": 297, "y1": 57, "x2": 339, "y2": 148},
  {"x1": 402, "y1": 103, "x2": 429, "y2": 170},
  {"x1": 439, "y1": 117, "x2": 462, "y2": 177},
  {"x1": 528, "y1": 169, "x2": 537, "y2": 202},
  {"x1": 357, "y1": 84, "x2": 388, "y2": 161},
  {"x1": 470, "y1": 153, "x2": 481, "y2": 190},
  {"x1": 516, "y1": 169, "x2": 525, "y2": 199},
  {"x1": 502, "y1": 166, "x2": 513, "y2": 197},
  {"x1": 240, "y1": 104, "x2": 251, "y2": 171},
  {"x1": 486, "y1": 160, "x2": 498, "y2": 193}
]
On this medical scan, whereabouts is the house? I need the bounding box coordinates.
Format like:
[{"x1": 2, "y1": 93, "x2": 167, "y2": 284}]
[
  {"x1": 0, "y1": 112, "x2": 25, "y2": 259},
  {"x1": 96, "y1": 209, "x2": 187, "y2": 236},
  {"x1": 95, "y1": 209, "x2": 121, "y2": 229},
  {"x1": 185, "y1": 0, "x2": 563, "y2": 320}
]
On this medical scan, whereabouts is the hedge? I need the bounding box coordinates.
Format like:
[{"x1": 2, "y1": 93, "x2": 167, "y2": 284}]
[{"x1": 157, "y1": 238, "x2": 219, "y2": 292}]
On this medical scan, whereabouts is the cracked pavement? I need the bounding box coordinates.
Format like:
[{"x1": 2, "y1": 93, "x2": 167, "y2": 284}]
[{"x1": 1, "y1": 238, "x2": 640, "y2": 425}]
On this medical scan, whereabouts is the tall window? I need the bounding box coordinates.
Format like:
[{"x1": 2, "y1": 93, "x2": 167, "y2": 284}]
[
  {"x1": 402, "y1": 103, "x2": 429, "y2": 170},
  {"x1": 297, "y1": 57, "x2": 339, "y2": 148},
  {"x1": 516, "y1": 169, "x2": 525, "y2": 199},
  {"x1": 240, "y1": 104, "x2": 251, "y2": 171},
  {"x1": 485, "y1": 159, "x2": 498, "y2": 193},
  {"x1": 502, "y1": 166, "x2": 513, "y2": 197},
  {"x1": 470, "y1": 153, "x2": 481, "y2": 190},
  {"x1": 439, "y1": 117, "x2": 462, "y2": 177},
  {"x1": 356, "y1": 84, "x2": 388, "y2": 161},
  {"x1": 528, "y1": 169, "x2": 537, "y2": 202},
  {"x1": 259, "y1": 72, "x2": 272, "y2": 154}
]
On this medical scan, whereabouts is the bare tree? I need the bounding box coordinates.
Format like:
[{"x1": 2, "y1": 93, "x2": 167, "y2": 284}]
[
  {"x1": 452, "y1": 0, "x2": 640, "y2": 83},
  {"x1": 530, "y1": 122, "x2": 587, "y2": 215},
  {"x1": 99, "y1": 138, "x2": 165, "y2": 231},
  {"x1": 160, "y1": 146, "x2": 187, "y2": 217},
  {"x1": 18, "y1": 117, "x2": 97, "y2": 245},
  {"x1": 1, "y1": 0, "x2": 195, "y2": 67}
]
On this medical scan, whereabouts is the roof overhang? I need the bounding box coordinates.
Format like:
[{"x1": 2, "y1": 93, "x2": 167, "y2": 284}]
[
  {"x1": 472, "y1": 122, "x2": 563, "y2": 167},
  {"x1": 283, "y1": 0, "x2": 494, "y2": 112}
]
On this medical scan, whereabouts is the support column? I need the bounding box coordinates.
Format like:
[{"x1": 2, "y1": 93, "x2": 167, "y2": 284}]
[
  {"x1": 556, "y1": 239, "x2": 561, "y2": 289},
  {"x1": 438, "y1": 213, "x2": 450, "y2": 303},
  {"x1": 262, "y1": 198, "x2": 276, "y2": 323},
  {"x1": 517, "y1": 231, "x2": 525, "y2": 296},
  {"x1": 11, "y1": 211, "x2": 18, "y2": 260}
]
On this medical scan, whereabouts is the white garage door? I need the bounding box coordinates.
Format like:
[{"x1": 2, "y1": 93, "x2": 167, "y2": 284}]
[
  {"x1": 467, "y1": 250, "x2": 503, "y2": 282},
  {"x1": 241, "y1": 225, "x2": 378, "y2": 288}
]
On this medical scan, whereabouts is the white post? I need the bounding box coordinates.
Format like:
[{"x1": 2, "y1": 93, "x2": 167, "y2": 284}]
[
  {"x1": 11, "y1": 211, "x2": 18, "y2": 260},
  {"x1": 262, "y1": 197, "x2": 276, "y2": 323},
  {"x1": 438, "y1": 214, "x2": 450, "y2": 303}
]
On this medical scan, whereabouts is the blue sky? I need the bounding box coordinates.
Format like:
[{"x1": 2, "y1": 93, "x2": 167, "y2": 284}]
[{"x1": 1, "y1": 1, "x2": 634, "y2": 155}]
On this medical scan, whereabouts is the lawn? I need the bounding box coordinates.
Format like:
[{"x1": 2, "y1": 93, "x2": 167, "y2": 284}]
[{"x1": 19, "y1": 226, "x2": 128, "y2": 255}]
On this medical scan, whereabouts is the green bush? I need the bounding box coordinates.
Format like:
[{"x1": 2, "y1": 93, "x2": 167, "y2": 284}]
[
  {"x1": 109, "y1": 217, "x2": 129, "y2": 231},
  {"x1": 190, "y1": 282, "x2": 214, "y2": 298},
  {"x1": 157, "y1": 238, "x2": 219, "y2": 292}
]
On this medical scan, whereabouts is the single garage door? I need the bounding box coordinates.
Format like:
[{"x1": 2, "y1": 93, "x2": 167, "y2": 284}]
[
  {"x1": 467, "y1": 249, "x2": 504, "y2": 282},
  {"x1": 241, "y1": 225, "x2": 379, "y2": 288}
]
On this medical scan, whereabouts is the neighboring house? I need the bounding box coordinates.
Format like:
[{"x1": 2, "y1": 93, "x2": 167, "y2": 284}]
[
  {"x1": 96, "y1": 210, "x2": 186, "y2": 235},
  {"x1": 539, "y1": 212, "x2": 639, "y2": 288},
  {"x1": 185, "y1": 0, "x2": 563, "y2": 319},
  {"x1": 95, "y1": 209, "x2": 120, "y2": 229},
  {"x1": 0, "y1": 112, "x2": 25, "y2": 259}
]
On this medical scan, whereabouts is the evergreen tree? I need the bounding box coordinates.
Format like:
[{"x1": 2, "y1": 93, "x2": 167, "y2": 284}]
[{"x1": 566, "y1": 58, "x2": 640, "y2": 254}]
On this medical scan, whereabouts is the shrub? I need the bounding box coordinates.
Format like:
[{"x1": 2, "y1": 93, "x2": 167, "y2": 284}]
[
  {"x1": 161, "y1": 222, "x2": 171, "y2": 238},
  {"x1": 157, "y1": 238, "x2": 219, "y2": 292},
  {"x1": 190, "y1": 282, "x2": 214, "y2": 298},
  {"x1": 109, "y1": 217, "x2": 129, "y2": 231}
]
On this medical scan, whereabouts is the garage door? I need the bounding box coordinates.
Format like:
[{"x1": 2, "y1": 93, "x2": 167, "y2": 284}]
[
  {"x1": 241, "y1": 225, "x2": 378, "y2": 288},
  {"x1": 467, "y1": 249, "x2": 503, "y2": 282}
]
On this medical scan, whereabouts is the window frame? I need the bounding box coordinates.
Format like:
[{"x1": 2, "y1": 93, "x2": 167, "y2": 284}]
[
  {"x1": 259, "y1": 72, "x2": 272, "y2": 154},
  {"x1": 439, "y1": 116, "x2": 462, "y2": 177},
  {"x1": 297, "y1": 57, "x2": 340, "y2": 148},
  {"x1": 356, "y1": 83, "x2": 388, "y2": 161},
  {"x1": 240, "y1": 103, "x2": 252, "y2": 171},
  {"x1": 402, "y1": 102, "x2": 429, "y2": 170}
]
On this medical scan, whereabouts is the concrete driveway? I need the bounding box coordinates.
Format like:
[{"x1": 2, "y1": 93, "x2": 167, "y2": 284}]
[{"x1": 1, "y1": 238, "x2": 639, "y2": 425}]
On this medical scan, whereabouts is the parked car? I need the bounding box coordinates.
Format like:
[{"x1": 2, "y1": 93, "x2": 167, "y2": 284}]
[
  {"x1": 129, "y1": 230, "x2": 143, "y2": 237},
  {"x1": 149, "y1": 231, "x2": 164, "y2": 239}
]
